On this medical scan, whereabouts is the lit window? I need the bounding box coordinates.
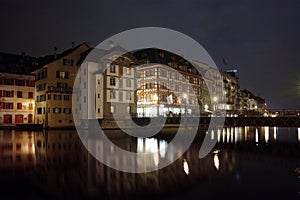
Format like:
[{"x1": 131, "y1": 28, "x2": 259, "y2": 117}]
[
  {"x1": 110, "y1": 106, "x2": 115, "y2": 113},
  {"x1": 125, "y1": 67, "x2": 131, "y2": 75},
  {"x1": 56, "y1": 71, "x2": 69, "y2": 79}
]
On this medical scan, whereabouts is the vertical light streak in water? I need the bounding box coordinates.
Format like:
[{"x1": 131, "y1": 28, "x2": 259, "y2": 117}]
[
  {"x1": 217, "y1": 128, "x2": 221, "y2": 143},
  {"x1": 222, "y1": 128, "x2": 226, "y2": 143},
  {"x1": 159, "y1": 140, "x2": 168, "y2": 158},
  {"x1": 183, "y1": 159, "x2": 190, "y2": 175},
  {"x1": 213, "y1": 153, "x2": 220, "y2": 171},
  {"x1": 264, "y1": 126, "x2": 269, "y2": 143},
  {"x1": 234, "y1": 127, "x2": 242, "y2": 143},
  {"x1": 244, "y1": 126, "x2": 248, "y2": 141},
  {"x1": 273, "y1": 127, "x2": 277, "y2": 141},
  {"x1": 298, "y1": 128, "x2": 300, "y2": 142},
  {"x1": 255, "y1": 128, "x2": 259, "y2": 145},
  {"x1": 227, "y1": 128, "x2": 230, "y2": 143},
  {"x1": 211, "y1": 130, "x2": 215, "y2": 140},
  {"x1": 230, "y1": 127, "x2": 234, "y2": 143}
]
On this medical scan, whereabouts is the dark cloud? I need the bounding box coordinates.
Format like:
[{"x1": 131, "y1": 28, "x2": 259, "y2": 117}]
[{"x1": 0, "y1": 0, "x2": 299, "y2": 108}]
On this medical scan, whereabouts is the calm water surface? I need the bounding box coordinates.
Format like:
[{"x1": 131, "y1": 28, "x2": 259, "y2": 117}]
[{"x1": 0, "y1": 126, "x2": 299, "y2": 200}]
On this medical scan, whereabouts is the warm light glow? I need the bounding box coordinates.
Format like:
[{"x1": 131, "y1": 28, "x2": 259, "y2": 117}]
[
  {"x1": 183, "y1": 159, "x2": 190, "y2": 175},
  {"x1": 255, "y1": 128, "x2": 259, "y2": 144},
  {"x1": 264, "y1": 126, "x2": 269, "y2": 143},
  {"x1": 204, "y1": 104, "x2": 209, "y2": 111},
  {"x1": 153, "y1": 152, "x2": 159, "y2": 166},
  {"x1": 159, "y1": 140, "x2": 168, "y2": 158},
  {"x1": 273, "y1": 127, "x2": 277, "y2": 141},
  {"x1": 211, "y1": 130, "x2": 215, "y2": 140},
  {"x1": 213, "y1": 96, "x2": 218, "y2": 102},
  {"x1": 213, "y1": 153, "x2": 220, "y2": 171},
  {"x1": 183, "y1": 93, "x2": 187, "y2": 99},
  {"x1": 217, "y1": 129, "x2": 221, "y2": 142},
  {"x1": 153, "y1": 94, "x2": 158, "y2": 101},
  {"x1": 298, "y1": 128, "x2": 300, "y2": 142}
]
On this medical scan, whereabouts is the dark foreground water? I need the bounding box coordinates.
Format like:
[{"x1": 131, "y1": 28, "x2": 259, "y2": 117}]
[{"x1": 0, "y1": 126, "x2": 299, "y2": 200}]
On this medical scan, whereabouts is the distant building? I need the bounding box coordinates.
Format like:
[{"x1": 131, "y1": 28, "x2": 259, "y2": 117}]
[
  {"x1": 0, "y1": 52, "x2": 37, "y2": 124},
  {"x1": 32, "y1": 43, "x2": 90, "y2": 128},
  {"x1": 221, "y1": 70, "x2": 242, "y2": 112},
  {"x1": 242, "y1": 89, "x2": 267, "y2": 115}
]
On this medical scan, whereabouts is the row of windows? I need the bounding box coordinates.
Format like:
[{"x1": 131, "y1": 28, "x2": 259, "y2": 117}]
[
  {"x1": 63, "y1": 58, "x2": 74, "y2": 66},
  {"x1": 36, "y1": 107, "x2": 72, "y2": 114},
  {"x1": 36, "y1": 70, "x2": 47, "y2": 81},
  {"x1": 0, "y1": 90, "x2": 34, "y2": 98},
  {"x1": 109, "y1": 65, "x2": 132, "y2": 75},
  {"x1": 110, "y1": 91, "x2": 133, "y2": 100},
  {"x1": 109, "y1": 77, "x2": 132, "y2": 87},
  {"x1": 36, "y1": 83, "x2": 46, "y2": 92},
  {"x1": 0, "y1": 78, "x2": 35, "y2": 87},
  {"x1": 108, "y1": 105, "x2": 131, "y2": 114},
  {"x1": 0, "y1": 102, "x2": 33, "y2": 110},
  {"x1": 36, "y1": 94, "x2": 70, "y2": 102}
]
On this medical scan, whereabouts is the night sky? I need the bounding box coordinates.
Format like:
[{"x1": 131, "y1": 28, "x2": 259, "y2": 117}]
[{"x1": 1, "y1": 0, "x2": 300, "y2": 109}]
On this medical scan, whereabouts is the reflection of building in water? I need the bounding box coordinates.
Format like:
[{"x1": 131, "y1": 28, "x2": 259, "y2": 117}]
[
  {"x1": 34, "y1": 130, "x2": 81, "y2": 197},
  {"x1": 78, "y1": 131, "x2": 238, "y2": 199},
  {"x1": 0, "y1": 130, "x2": 36, "y2": 178}
]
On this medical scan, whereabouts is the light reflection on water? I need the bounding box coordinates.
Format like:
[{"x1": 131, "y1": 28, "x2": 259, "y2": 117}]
[{"x1": 0, "y1": 127, "x2": 299, "y2": 199}]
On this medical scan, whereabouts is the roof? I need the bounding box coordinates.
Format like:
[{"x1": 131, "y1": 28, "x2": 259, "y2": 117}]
[
  {"x1": 38, "y1": 42, "x2": 90, "y2": 66},
  {"x1": 0, "y1": 52, "x2": 39, "y2": 74}
]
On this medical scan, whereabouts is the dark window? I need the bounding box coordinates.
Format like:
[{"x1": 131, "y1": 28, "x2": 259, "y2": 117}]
[
  {"x1": 28, "y1": 92, "x2": 33, "y2": 98},
  {"x1": 16, "y1": 79, "x2": 25, "y2": 86},
  {"x1": 63, "y1": 95, "x2": 69, "y2": 100},
  {"x1": 37, "y1": 107, "x2": 42, "y2": 114},
  {"x1": 17, "y1": 91, "x2": 22, "y2": 98},
  {"x1": 110, "y1": 77, "x2": 116, "y2": 86},
  {"x1": 110, "y1": 65, "x2": 116, "y2": 73},
  {"x1": 63, "y1": 59, "x2": 74, "y2": 66},
  {"x1": 17, "y1": 103, "x2": 22, "y2": 109}
]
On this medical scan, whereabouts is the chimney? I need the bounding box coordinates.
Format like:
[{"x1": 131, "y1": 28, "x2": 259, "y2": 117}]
[
  {"x1": 108, "y1": 40, "x2": 114, "y2": 49},
  {"x1": 54, "y1": 47, "x2": 57, "y2": 59}
]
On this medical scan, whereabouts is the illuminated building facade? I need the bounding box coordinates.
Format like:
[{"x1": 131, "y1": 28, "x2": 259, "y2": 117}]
[
  {"x1": 134, "y1": 48, "x2": 208, "y2": 117},
  {"x1": 75, "y1": 44, "x2": 137, "y2": 125},
  {"x1": 0, "y1": 72, "x2": 35, "y2": 124},
  {"x1": 32, "y1": 43, "x2": 90, "y2": 128}
]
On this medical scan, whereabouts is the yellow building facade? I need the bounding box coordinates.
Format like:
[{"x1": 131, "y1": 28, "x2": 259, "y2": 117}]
[{"x1": 32, "y1": 43, "x2": 90, "y2": 128}]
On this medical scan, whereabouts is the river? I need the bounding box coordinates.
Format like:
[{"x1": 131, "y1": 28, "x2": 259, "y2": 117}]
[{"x1": 0, "y1": 126, "x2": 299, "y2": 199}]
